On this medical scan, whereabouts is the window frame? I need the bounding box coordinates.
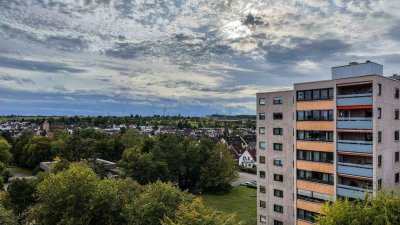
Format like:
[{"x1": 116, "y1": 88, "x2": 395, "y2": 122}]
[{"x1": 259, "y1": 98, "x2": 266, "y2": 105}]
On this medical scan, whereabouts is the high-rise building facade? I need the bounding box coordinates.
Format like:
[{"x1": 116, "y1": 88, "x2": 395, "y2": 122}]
[{"x1": 256, "y1": 61, "x2": 400, "y2": 225}]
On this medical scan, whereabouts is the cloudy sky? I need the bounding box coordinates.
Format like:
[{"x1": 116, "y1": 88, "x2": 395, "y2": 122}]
[{"x1": 1, "y1": 0, "x2": 400, "y2": 116}]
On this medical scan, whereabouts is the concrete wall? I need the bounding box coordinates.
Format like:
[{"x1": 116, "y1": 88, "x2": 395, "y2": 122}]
[{"x1": 257, "y1": 90, "x2": 295, "y2": 225}]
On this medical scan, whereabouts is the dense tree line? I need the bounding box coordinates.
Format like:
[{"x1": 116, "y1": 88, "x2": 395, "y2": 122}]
[
  {"x1": 0, "y1": 163, "x2": 240, "y2": 225},
  {"x1": 3, "y1": 128, "x2": 237, "y2": 193},
  {"x1": 119, "y1": 130, "x2": 238, "y2": 192},
  {"x1": 1, "y1": 115, "x2": 256, "y2": 130}
]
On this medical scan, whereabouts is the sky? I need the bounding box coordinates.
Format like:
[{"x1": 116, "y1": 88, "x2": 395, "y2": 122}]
[{"x1": 1, "y1": 0, "x2": 400, "y2": 116}]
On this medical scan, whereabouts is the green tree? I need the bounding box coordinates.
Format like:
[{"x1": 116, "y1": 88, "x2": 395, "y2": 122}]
[
  {"x1": 122, "y1": 181, "x2": 194, "y2": 225},
  {"x1": 22, "y1": 136, "x2": 53, "y2": 168},
  {"x1": 317, "y1": 190, "x2": 400, "y2": 225},
  {"x1": 12, "y1": 131, "x2": 33, "y2": 166},
  {"x1": 162, "y1": 198, "x2": 240, "y2": 225},
  {"x1": 120, "y1": 129, "x2": 143, "y2": 149},
  {"x1": 29, "y1": 163, "x2": 100, "y2": 225},
  {"x1": 5, "y1": 178, "x2": 38, "y2": 223},
  {"x1": 0, "y1": 138, "x2": 12, "y2": 164},
  {"x1": 199, "y1": 143, "x2": 238, "y2": 192},
  {"x1": 119, "y1": 147, "x2": 169, "y2": 184},
  {"x1": 0, "y1": 205, "x2": 18, "y2": 225}
]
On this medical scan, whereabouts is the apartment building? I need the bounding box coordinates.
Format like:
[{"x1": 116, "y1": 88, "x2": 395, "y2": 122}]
[{"x1": 256, "y1": 61, "x2": 400, "y2": 225}]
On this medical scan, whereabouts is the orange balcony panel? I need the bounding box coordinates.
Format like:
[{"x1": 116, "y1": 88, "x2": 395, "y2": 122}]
[
  {"x1": 296, "y1": 180, "x2": 334, "y2": 195},
  {"x1": 296, "y1": 141, "x2": 334, "y2": 152},
  {"x1": 297, "y1": 101, "x2": 334, "y2": 110},
  {"x1": 297, "y1": 219, "x2": 314, "y2": 225},
  {"x1": 297, "y1": 121, "x2": 334, "y2": 131},
  {"x1": 297, "y1": 161, "x2": 333, "y2": 174},
  {"x1": 297, "y1": 199, "x2": 322, "y2": 213}
]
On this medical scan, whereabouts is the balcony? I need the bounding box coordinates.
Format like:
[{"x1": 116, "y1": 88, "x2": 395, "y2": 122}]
[
  {"x1": 337, "y1": 117, "x2": 372, "y2": 130},
  {"x1": 337, "y1": 162, "x2": 373, "y2": 178},
  {"x1": 337, "y1": 140, "x2": 373, "y2": 154},
  {"x1": 337, "y1": 184, "x2": 373, "y2": 199},
  {"x1": 337, "y1": 93, "x2": 373, "y2": 106}
]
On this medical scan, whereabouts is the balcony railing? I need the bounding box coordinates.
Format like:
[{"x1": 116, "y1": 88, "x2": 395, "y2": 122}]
[
  {"x1": 337, "y1": 184, "x2": 373, "y2": 199},
  {"x1": 337, "y1": 117, "x2": 372, "y2": 130},
  {"x1": 337, "y1": 162, "x2": 373, "y2": 178},
  {"x1": 337, "y1": 140, "x2": 373, "y2": 154},
  {"x1": 337, "y1": 94, "x2": 373, "y2": 106}
]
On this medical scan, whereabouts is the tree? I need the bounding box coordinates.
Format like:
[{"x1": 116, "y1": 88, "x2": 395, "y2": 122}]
[
  {"x1": 22, "y1": 136, "x2": 53, "y2": 168},
  {"x1": 122, "y1": 181, "x2": 194, "y2": 225},
  {"x1": 120, "y1": 129, "x2": 143, "y2": 149},
  {"x1": 5, "y1": 178, "x2": 38, "y2": 223},
  {"x1": 12, "y1": 131, "x2": 33, "y2": 166},
  {"x1": 0, "y1": 138, "x2": 12, "y2": 164},
  {"x1": 199, "y1": 143, "x2": 238, "y2": 192},
  {"x1": 162, "y1": 198, "x2": 240, "y2": 225},
  {"x1": 29, "y1": 163, "x2": 100, "y2": 225},
  {"x1": 119, "y1": 147, "x2": 169, "y2": 184},
  {"x1": 0, "y1": 205, "x2": 18, "y2": 225},
  {"x1": 317, "y1": 190, "x2": 400, "y2": 225}
]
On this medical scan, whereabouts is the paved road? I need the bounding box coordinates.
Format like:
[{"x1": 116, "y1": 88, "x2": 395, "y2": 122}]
[{"x1": 232, "y1": 172, "x2": 257, "y2": 187}]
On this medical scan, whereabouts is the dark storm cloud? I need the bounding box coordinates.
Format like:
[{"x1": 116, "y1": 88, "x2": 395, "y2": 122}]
[
  {"x1": 264, "y1": 38, "x2": 351, "y2": 64},
  {"x1": 0, "y1": 56, "x2": 86, "y2": 73}
]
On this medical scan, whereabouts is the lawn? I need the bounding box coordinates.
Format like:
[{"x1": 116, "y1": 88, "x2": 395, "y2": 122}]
[
  {"x1": 7, "y1": 166, "x2": 33, "y2": 177},
  {"x1": 201, "y1": 186, "x2": 257, "y2": 225}
]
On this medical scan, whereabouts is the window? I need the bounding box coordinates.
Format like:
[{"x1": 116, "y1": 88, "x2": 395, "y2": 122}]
[
  {"x1": 297, "y1": 150, "x2": 333, "y2": 163},
  {"x1": 260, "y1": 200, "x2": 266, "y2": 208},
  {"x1": 378, "y1": 155, "x2": 382, "y2": 167},
  {"x1": 274, "y1": 174, "x2": 283, "y2": 182},
  {"x1": 259, "y1": 98, "x2": 266, "y2": 105},
  {"x1": 273, "y1": 128, "x2": 283, "y2": 135},
  {"x1": 274, "y1": 189, "x2": 283, "y2": 198},
  {"x1": 378, "y1": 179, "x2": 382, "y2": 189},
  {"x1": 260, "y1": 186, "x2": 266, "y2": 193},
  {"x1": 297, "y1": 91, "x2": 304, "y2": 101},
  {"x1": 378, "y1": 131, "x2": 382, "y2": 143},
  {"x1": 273, "y1": 143, "x2": 283, "y2": 151},
  {"x1": 273, "y1": 112, "x2": 283, "y2": 120},
  {"x1": 396, "y1": 131, "x2": 399, "y2": 141},
  {"x1": 396, "y1": 110, "x2": 399, "y2": 120},
  {"x1": 321, "y1": 89, "x2": 328, "y2": 99},
  {"x1": 273, "y1": 97, "x2": 283, "y2": 105},
  {"x1": 273, "y1": 159, "x2": 283, "y2": 166},
  {"x1": 313, "y1": 89, "x2": 320, "y2": 100},
  {"x1": 259, "y1": 141, "x2": 266, "y2": 150},
  {"x1": 396, "y1": 152, "x2": 399, "y2": 162},
  {"x1": 274, "y1": 220, "x2": 283, "y2": 225},
  {"x1": 396, "y1": 88, "x2": 400, "y2": 99},
  {"x1": 259, "y1": 127, "x2": 265, "y2": 134},
  {"x1": 259, "y1": 156, "x2": 266, "y2": 164},
  {"x1": 297, "y1": 130, "x2": 334, "y2": 142},
  {"x1": 260, "y1": 171, "x2": 266, "y2": 179},
  {"x1": 396, "y1": 173, "x2": 400, "y2": 183},
  {"x1": 378, "y1": 108, "x2": 382, "y2": 119},
  {"x1": 297, "y1": 88, "x2": 333, "y2": 101},
  {"x1": 297, "y1": 170, "x2": 334, "y2": 185},
  {"x1": 273, "y1": 204, "x2": 283, "y2": 213},
  {"x1": 259, "y1": 112, "x2": 266, "y2": 120},
  {"x1": 260, "y1": 215, "x2": 266, "y2": 223},
  {"x1": 297, "y1": 209, "x2": 319, "y2": 223},
  {"x1": 299, "y1": 110, "x2": 335, "y2": 121},
  {"x1": 378, "y1": 83, "x2": 382, "y2": 96}
]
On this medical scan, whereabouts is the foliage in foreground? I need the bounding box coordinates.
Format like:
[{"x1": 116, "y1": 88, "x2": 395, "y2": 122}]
[
  {"x1": 0, "y1": 163, "x2": 240, "y2": 225},
  {"x1": 317, "y1": 190, "x2": 400, "y2": 225}
]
